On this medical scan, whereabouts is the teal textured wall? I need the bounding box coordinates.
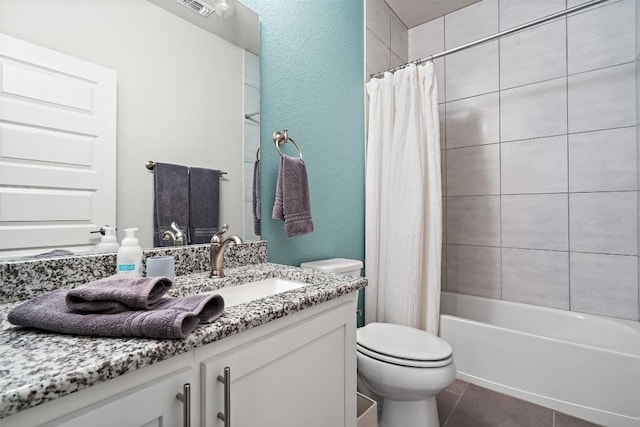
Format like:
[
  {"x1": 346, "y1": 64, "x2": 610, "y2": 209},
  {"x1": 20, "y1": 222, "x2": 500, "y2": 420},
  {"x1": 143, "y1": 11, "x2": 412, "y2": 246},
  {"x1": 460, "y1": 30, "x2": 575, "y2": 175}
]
[{"x1": 244, "y1": 0, "x2": 365, "y2": 267}]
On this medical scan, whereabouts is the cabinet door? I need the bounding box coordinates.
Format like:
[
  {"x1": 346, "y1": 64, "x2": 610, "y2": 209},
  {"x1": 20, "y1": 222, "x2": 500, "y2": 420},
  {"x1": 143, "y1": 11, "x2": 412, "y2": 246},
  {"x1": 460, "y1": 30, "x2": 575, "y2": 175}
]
[
  {"x1": 43, "y1": 367, "x2": 194, "y2": 427},
  {"x1": 200, "y1": 302, "x2": 356, "y2": 427}
]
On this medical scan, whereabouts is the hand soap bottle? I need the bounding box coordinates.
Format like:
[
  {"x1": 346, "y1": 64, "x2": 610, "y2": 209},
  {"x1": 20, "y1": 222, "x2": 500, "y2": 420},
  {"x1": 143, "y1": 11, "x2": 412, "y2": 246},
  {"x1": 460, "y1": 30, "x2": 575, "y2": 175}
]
[
  {"x1": 116, "y1": 228, "x2": 143, "y2": 276},
  {"x1": 90, "y1": 226, "x2": 120, "y2": 254}
]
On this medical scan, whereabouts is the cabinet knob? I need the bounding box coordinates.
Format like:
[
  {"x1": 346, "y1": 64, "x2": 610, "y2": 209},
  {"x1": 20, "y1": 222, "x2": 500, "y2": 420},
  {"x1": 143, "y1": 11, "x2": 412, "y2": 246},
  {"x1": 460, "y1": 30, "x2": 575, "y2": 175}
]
[
  {"x1": 217, "y1": 366, "x2": 231, "y2": 427},
  {"x1": 176, "y1": 383, "x2": 191, "y2": 427}
]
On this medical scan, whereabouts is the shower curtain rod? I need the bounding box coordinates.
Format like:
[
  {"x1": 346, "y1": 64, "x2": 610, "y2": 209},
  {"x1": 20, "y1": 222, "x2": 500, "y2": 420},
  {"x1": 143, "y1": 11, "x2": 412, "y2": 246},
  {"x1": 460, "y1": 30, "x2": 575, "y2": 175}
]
[{"x1": 370, "y1": 0, "x2": 609, "y2": 79}]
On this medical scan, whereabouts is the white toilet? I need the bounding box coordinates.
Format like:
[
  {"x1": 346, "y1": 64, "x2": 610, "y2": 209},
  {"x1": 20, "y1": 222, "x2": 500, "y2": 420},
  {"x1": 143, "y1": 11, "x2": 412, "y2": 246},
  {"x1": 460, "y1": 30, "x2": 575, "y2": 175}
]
[{"x1": 300, "y1": 258, "x2": 456, "y2": 427}]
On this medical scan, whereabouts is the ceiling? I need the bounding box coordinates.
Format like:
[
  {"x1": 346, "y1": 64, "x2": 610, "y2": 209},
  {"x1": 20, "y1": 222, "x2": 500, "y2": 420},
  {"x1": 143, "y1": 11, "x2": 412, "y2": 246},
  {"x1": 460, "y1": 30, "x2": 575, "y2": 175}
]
[{"x1": 385, "y1": 0, "x2": 480, "y2": 29}]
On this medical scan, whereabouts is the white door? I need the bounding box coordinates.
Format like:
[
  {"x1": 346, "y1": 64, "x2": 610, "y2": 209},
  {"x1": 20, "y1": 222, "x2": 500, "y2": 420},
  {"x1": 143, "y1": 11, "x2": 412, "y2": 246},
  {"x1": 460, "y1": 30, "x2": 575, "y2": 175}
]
[{"x1": 0, "y1": 33, "x2": 116, "y2": 257}]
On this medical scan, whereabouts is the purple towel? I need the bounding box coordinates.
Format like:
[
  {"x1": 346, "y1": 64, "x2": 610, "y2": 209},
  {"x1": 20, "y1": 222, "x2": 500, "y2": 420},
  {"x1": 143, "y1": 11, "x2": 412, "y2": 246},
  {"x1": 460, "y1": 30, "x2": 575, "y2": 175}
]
[
  {"x1": 8, "y1": 290, "x2": 225, "y2": 339},
  {"x1": 66, "y1": 275, "x2": 173, "y2": 314},
  {"x1": 189, "y1": 167, "x2": 220, "y2": 244},
  {"x1": 154, "y1": 163, "x2": 190, "y2": 247},
  {"x1": 271, "y1": 155, "x2": 314, "y2": 237},
  {"x1": 253, "y1": 159, "x2": 261, "y2": 235}
]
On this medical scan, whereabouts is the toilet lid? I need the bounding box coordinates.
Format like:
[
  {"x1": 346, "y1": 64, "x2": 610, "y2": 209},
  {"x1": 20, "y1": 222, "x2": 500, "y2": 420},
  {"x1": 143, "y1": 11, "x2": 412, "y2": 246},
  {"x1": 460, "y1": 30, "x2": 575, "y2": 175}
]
[{"x1": 357, "y1": 323, "x2": 452, "y2": 366}]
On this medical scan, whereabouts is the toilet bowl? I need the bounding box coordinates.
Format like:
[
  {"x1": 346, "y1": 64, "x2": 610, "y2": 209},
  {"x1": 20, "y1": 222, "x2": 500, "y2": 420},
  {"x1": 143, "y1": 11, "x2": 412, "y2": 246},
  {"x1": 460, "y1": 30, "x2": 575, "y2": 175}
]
[
  {"x1": 300, "y1": 258, "x2": 455, "y2": 427},
  {"x1": 357, "y1": 322, "x2": 456, "y2": 427}
]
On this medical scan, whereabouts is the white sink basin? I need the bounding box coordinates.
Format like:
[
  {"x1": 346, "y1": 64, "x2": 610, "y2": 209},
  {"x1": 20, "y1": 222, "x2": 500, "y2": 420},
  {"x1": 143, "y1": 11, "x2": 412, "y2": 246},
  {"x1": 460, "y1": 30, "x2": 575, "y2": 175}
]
[{"x1": 212, "y1": 277, "x2": 306, "y2": 308}]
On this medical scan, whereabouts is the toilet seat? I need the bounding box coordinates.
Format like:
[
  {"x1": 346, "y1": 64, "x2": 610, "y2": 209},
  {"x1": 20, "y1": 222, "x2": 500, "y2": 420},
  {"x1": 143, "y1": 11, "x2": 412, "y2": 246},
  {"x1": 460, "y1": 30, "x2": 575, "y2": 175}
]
[{"x1": 357, "y1": 322, "x2": 453, "y2": 368}]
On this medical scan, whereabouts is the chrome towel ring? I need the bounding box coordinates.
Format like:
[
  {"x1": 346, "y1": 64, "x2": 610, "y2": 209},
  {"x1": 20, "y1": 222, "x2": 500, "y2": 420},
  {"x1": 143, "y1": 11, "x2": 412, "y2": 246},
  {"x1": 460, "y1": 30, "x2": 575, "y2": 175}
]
[{"x1": 273, "y1": 129, "x2": 303, "y2": 159}]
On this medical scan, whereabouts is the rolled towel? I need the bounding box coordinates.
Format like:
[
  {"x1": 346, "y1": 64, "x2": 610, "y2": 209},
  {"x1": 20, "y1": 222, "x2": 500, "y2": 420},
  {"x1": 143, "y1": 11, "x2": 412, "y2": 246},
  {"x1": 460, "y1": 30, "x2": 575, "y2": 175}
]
[
  {"x1": 66, "y1": 275, "x2": 173, "y2": 314},
  {"x1": 8, "y1": 290, "x2": 225, "y2": 339}
]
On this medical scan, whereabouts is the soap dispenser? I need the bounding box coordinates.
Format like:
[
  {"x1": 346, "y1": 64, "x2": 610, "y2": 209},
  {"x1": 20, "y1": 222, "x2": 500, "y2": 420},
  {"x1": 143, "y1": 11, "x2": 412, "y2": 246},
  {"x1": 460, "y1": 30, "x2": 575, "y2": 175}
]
[
  {"x1": 90, "y1": 226, "x2": 120, "y2": 254},
  {"x1": 116, "y1": 228, "x2": 143, "y2": 276}
]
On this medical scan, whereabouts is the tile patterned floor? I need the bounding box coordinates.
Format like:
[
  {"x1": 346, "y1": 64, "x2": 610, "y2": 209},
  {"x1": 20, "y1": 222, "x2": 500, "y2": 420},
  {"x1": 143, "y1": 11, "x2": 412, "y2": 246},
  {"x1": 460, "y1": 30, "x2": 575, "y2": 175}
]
[{"x1": 436, "y1": 380, "x2": 601, "y2": 427}]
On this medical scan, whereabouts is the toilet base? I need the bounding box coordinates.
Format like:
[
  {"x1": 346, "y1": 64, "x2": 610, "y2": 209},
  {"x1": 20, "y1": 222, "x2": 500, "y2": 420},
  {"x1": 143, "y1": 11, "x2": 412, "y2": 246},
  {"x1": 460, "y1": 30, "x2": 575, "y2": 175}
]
[{"x1": 379, "y1": 396, "x2": 439, "y2": 427}]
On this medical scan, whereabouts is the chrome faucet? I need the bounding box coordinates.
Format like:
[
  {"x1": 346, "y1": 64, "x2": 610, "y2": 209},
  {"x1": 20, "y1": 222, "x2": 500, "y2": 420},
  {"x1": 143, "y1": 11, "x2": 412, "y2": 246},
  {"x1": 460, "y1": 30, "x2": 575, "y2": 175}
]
[
  {"x1": 162, "y1": 222, "x2": 187, "y2": 246},
  {"x1": 210, "y1": 224, "x2": 243, "y2": 278}
]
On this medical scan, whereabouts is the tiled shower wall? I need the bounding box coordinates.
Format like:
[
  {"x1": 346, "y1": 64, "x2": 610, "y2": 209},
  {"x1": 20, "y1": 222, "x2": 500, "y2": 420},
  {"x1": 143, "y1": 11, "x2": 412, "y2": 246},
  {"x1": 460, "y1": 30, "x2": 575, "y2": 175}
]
[
  {"x1": 366, "y1": 0, "x2": 408, "y2": 80},
  {"x1": 409, "y1": 0, "x2": 639, "y2": 321}
]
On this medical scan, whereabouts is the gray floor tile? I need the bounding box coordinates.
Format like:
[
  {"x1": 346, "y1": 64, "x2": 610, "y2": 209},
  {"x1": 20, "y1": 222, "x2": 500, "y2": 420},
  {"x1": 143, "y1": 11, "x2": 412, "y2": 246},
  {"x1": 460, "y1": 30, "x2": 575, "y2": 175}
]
[
  {"x1": 436, "y1": 390, "x2": 459, "y2": 426},
  {"x1": 445, "y1": 379, "x2": 468, "y2": 395},
  {"x1": 446, "y1": 384, "x2": 553, "y2": 427},
  {"x1": 554, "y1": 411, "x2": 601, "y2": 427}
]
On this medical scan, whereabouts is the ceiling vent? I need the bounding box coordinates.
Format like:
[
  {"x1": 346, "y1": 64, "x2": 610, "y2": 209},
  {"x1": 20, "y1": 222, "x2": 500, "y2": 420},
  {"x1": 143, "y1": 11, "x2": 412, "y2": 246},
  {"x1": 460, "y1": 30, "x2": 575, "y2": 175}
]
[{"x1": 176, "y1": 0, "x2": 215, "y2": 17}]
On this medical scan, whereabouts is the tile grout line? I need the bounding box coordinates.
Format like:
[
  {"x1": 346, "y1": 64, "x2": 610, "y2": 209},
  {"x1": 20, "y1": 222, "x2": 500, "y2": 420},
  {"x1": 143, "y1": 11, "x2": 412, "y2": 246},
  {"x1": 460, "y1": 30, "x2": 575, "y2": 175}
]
[
  {"x1": 444, "y1": 381, "x2": 469, "y2": 427},
  {"x1": 497, "y1": 0, "x2": 503, "y2": 301},
  {"x1": 566, "y1": 1, "x2": 572, "y2": 312}
]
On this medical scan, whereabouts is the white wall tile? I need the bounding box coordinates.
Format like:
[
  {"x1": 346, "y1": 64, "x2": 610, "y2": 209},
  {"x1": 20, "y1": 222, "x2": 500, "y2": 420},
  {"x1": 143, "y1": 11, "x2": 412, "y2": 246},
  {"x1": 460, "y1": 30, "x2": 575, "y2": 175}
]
[
  {"x1": 502, "y1": 194, "x2": 569, "y2": 250},
  {"x1": 502, "y1": 248, "x2": 569, "y2": 309},
  {"x1": 568, "y1": 62, "x2": 636, "y2": 133},
  {"x1": 244, "y1": 84, "x2": 260, "y2": 120},
  {"x1": 408, "y1": 17, "x2": 444, "y2": 61},
  {"x1": 445, "y1": 41, "x2": 499, "y2": 101},
  {"x1": 366, "y1": 29, "x2": 390, "y2": 78},
  {"x1": 571, "y1": 253, "x2": 639, "y2": 320},
  {"x1": 446, "y1": 144, "x2": 500, "y2": 196},
  {"x1": 501, "y1": 135, "x2": 568, "y2": 194},
  {"x1": 439, "y1": 104, "x2": 446, "y2": 149},
  {"x1": 499, "y1": 0, "x2": 566, "y2": 30},
  {"x1": 391, "y1": 52, "x2": 403, "y2": 69},
  {"x1": 569, "y1": 127, "x2": 637, "y2": 192},
  {"x1": 570, "y1": 192, "x2": 638, "y2": 255},
  {"x1": 446, "y1": 244, "x2": 501, "y2": 298},
  {"x1": 445, "y1": 0, "x2": 499, "y2": 49},
  {"x1": 500, "y1": 20, "x2": 566, "y2": 89},
  {"x1": 366, "y1": 0, "x2": 390, "y2": 47},
  {"x1": 243, "y1": 51, "x2": 260, "y2": 89},
  {"x1": 390, "y1": 12, "x2": 408, "y2": 63},
  {"x1": 446, "y1": 92, "x2": 499, "y2": 148},
  {"x1": 434, "y1": 58, "x2": 445, "y2": 103},
  {"x1": 501, "y1": 77, "x2": 567, "y2": 142},
  {"x1": 568, "y1": 0, "x2": 635, "y2": 74},
  {"x1": 243, "y1": 122, "x2": 260, "y2": 163},
  {"x1": 446, "y1": 196, "x2": 501, "y2": 246}
]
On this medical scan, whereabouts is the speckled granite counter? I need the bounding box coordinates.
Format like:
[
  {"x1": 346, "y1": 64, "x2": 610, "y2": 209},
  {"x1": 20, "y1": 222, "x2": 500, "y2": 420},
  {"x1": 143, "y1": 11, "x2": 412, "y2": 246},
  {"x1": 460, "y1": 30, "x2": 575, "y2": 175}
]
[{"x1": 0, "y1": 262, "x2": 367, "y2": 419}]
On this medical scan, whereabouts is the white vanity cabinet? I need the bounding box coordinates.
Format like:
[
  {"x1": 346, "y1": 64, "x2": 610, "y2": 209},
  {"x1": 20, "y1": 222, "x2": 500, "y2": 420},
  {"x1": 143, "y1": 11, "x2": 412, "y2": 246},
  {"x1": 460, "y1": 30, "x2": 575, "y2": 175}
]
[
  {"x1": 0, "y1": 352, "x2": 196, "y2": 427},
  {"x1": 198, "y1": 294, "x2": 357, "y2": 427},
  {"x1": 0, "y1": 293, "x2": 358, "y2": 427}
]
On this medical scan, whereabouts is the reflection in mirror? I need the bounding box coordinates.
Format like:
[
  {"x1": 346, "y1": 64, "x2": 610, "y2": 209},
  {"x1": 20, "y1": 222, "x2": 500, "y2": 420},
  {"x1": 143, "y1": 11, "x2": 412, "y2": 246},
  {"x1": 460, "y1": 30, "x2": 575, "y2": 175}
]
[{"x1": 0, "y1": 0, "x2": 260, "y2": 259}]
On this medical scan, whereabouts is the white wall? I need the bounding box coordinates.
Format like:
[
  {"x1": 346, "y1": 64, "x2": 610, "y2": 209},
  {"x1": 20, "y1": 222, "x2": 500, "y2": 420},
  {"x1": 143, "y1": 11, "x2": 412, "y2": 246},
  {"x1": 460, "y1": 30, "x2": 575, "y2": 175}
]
[{"x1": 1, "y1": 0, "x2": 244, "y2": 249}]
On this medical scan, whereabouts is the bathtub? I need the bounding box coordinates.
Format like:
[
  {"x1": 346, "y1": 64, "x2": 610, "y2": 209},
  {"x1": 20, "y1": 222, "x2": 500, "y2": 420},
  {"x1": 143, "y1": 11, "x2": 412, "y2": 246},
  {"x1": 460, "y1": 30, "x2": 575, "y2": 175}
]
[{"x1": 439, "y1": 291, "x2": 640, "y2": 427}]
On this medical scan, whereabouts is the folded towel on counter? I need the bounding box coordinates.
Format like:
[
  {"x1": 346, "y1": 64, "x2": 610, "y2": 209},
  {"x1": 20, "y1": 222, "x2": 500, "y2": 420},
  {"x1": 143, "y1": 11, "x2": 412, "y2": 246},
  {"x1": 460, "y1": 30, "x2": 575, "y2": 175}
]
[
  {"x1": 253, "y1": 158, "x2": 261, "y2": 235},
  {"x1": 188, "y1": 167, "x2": 221, "y2": 244},
  {"x1": 154, "y1": 163, "x2": 190, "y2": 247},
  {"x1": 8, "y1": 290, "x2": 225, "y2": 339},
  {"x1": 272, "y1": 155, "x2": 314, "y2": 237},
  {"x1": 66, "y1": 275, "x2": 173, "y2": 314}
]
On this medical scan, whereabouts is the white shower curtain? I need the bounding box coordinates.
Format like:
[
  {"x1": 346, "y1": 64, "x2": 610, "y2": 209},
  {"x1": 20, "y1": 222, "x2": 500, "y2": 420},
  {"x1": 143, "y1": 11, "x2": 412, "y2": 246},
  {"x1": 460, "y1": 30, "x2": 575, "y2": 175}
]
[{"x1": 365, "y1": 62, "x2": 442, "y2": 334}]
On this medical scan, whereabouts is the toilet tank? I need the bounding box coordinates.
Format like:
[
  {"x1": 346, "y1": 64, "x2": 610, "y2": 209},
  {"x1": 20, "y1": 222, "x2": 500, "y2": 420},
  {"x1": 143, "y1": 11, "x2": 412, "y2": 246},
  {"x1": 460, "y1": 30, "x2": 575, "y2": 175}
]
[{"x1": 300, "y1": 258, "x2": 363, "y2": 278}]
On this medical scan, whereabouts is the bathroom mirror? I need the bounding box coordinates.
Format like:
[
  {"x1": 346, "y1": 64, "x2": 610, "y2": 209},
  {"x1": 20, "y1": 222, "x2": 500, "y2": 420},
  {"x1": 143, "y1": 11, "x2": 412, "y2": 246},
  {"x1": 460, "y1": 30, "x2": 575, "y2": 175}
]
[{"x1": 0, "y1": 0, "x2": 260, "y2": 258}]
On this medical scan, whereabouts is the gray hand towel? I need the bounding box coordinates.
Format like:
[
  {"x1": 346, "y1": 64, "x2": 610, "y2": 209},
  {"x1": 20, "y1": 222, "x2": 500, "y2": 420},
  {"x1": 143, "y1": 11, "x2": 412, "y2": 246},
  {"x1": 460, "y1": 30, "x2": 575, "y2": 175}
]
[
  {"x1": 189, "y1": 167, "x2": 220, "y2": 244},
  {"x1": 271, "y1": 155, "x2": 314, "y2": 237},
  {"x1": 66, "y1": 275, "x2": 173, "y2": 314},
  {"x1": 253, "y1": 159, "x2": 261, "y2": 235},
  {"x1": 154, "y1": 163, "x2": 190, "y2": 247},
  {"x1": 8, "y1": 290, "x2": 225, "y2": 339}
]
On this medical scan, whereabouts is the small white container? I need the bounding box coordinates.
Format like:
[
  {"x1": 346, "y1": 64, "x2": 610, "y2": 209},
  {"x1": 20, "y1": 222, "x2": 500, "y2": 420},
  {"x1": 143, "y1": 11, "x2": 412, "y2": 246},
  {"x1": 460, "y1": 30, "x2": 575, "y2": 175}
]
[
  {"x1": 146, "y1": 256, "x2": 175, "y2": 281},
  {"x1": 116, "y1": 228, "x2": 143, "y2": 276}
]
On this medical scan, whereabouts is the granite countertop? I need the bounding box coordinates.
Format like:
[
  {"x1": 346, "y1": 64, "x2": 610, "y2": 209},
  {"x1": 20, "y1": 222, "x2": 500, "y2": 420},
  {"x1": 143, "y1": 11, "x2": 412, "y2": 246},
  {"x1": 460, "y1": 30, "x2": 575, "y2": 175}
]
[{"x1": 0, "y1": 263, "x2": 367, "y2": 420}]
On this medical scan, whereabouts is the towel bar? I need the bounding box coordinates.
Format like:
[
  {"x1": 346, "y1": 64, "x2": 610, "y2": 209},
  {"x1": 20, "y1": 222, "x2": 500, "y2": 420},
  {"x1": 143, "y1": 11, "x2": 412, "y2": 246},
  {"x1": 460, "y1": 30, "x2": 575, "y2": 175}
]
[
  {"x1": 273, "y1": 129, "x2": 302, "y2": 159},
  {"x1": 145, "y1": 161, "x2": 227, "y2": 175}
]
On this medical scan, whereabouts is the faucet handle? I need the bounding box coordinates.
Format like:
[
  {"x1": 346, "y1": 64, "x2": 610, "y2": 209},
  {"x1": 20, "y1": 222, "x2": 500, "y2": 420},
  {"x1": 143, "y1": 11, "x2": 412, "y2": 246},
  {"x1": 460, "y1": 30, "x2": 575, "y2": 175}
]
[{"x1": 212, "y1": 224, "x2": 229, "y2": 243}]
